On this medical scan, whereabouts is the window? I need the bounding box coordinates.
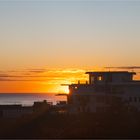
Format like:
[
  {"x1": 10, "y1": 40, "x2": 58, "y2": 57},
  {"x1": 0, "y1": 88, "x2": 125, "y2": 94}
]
[
  {"x1": 90, "y1": 76, "x2": 94, "y2": 84},
  {"x1": 139, "y1": 97, "x2": 140, "y2": 102},
  {"x1": 96, "y1": 96, "x2": 104, "y2": 103},
  {"x1": 129, "y1": 97, "x2": 132, "y2": 102},
  {"x1": 98, "y1": 76, "x2": 102, "y2": 81},
  {"x1": 134, "y1": 97, "x2": 137, "y2": 102}
]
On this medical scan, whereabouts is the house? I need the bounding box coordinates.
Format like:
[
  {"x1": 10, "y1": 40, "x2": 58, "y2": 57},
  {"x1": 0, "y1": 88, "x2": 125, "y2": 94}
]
[
  {"x1": 0, "y1": 105, "x2": 33, "y2": 118},
  {"x1": 33, "y1": 100, "x2": 53, "y2": 112},
  {"x1": 0, "y1": 100, "x2": 52, "y2": 118},
  {"x1": 67, "y1": 71, "x2": 140, "y2": 113}
]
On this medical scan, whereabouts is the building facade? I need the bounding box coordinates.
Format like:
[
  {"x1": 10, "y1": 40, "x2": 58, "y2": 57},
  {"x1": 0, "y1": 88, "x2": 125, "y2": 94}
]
[{"x1": 67, "y1": 71, "x2": 140, "y2": 113}]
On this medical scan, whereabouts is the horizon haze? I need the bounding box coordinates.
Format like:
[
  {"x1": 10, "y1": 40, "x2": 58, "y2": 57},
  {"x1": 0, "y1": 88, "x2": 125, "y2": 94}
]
[{"x1": 0, "y1": 0, "x2": 140, "y2": 93}]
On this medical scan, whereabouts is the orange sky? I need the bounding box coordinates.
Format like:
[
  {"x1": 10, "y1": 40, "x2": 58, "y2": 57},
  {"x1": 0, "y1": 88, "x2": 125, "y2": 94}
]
[
  {"x1": 0, "y1": 1, "x2": 140, "y2": 93},
  {"x1": 0, "y1": 67, "x2": 140, "y2": 93},
  {"x1": 0, "y1": 68, "x2": 88, "y2": 93}
]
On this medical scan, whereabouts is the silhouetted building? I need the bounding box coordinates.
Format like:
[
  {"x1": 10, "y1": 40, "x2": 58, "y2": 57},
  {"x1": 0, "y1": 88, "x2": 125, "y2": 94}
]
[
  {"x1": 67, "y1": 71, "x2": 140, "y2": 113},
  {"x1": 0, "y1": 105, "x2": 33, "y2": 118},
  {"x1": 33, "y1": 100, "x2": 52, "y2": 112},
  {"x1": 0, "y1": 100, "x2": 53, "y2": 118}
]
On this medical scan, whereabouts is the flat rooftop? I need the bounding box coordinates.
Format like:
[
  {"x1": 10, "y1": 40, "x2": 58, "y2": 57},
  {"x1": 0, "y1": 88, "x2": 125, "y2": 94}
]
[{"x1": 86, "y1": 71, "x2": 136, "y2": 75}]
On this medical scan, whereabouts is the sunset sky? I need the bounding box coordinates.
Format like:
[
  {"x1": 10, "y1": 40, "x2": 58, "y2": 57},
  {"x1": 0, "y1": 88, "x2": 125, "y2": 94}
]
[{"x1": 0, "y1": 0, "x2": 140, "y2": 93}]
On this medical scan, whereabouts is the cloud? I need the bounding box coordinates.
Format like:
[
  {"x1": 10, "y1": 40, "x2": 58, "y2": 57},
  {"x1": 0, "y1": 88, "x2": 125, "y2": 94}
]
[
  {"x1": 104, "y1": 66, "x2": 140, "y2": 70},
  {"x1": 0, "y1": 74, "x2": 10, "y2": 77},
  {"x1": 27, "y1": 68, "x2": 47, "y2": 73},
  {"x1": 0, "y1": 75, "x2": 48, "y2": 78},
  {"x1": 0, "y1": 68, "x2": 86, "y2": 82},
  {"x1": 0, "y1": 79, "x2": 45, "y2": 82}
]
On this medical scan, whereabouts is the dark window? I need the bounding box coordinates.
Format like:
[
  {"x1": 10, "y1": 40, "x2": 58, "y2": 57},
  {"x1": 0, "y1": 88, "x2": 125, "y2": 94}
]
[
  {"x1": 134, "y1": 97, "x2": 137, "y2": 102},
  {"x1": 96, "y1": 96, "x2": 104, "y2": 103},
  {"x1": 106, "y1": 74, "x2": 112, "y2": 82},
  {"x1": 129, "y1": 97, "x2": 132, "y2": 102}
]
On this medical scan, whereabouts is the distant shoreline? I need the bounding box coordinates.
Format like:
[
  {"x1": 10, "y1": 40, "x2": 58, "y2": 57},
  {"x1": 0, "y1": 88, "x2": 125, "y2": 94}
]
[
  {"x1": 0, "y1": 92, "x2": 57, "y2": 94},
  {"x1": 0, "y1": 93, "x2": 67, "y2": 106}
]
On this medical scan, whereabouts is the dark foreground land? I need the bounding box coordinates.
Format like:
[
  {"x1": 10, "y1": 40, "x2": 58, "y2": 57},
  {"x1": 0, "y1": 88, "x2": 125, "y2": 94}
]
[{"x1": 0, "y1": 110, "x2": 140, "y2": 139}]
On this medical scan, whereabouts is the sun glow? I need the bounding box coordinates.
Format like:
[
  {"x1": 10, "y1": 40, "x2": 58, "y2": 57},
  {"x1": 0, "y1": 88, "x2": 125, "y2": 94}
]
[
  {"x1": 0, "y1": 68, "x2": 87, "y2": 93},
  {"x1": 57, "y1": 86, "x2": 69, "y2": 94}
]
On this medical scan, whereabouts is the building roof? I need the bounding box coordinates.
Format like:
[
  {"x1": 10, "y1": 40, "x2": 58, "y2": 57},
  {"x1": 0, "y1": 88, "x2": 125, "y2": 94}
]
[
  {"x1": 0, "y1": 105, "x2": 22, "y2": 110},
  {"x1": 85, "y1": 71, "x2": 136, "y2": 75}
]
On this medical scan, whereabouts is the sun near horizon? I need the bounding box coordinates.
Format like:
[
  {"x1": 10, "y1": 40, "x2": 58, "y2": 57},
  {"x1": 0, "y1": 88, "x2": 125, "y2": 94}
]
[
  {"x1": 0, "y1": 68, "x2": 88, "y2": 94},
  {"x1": 1, "y1": 67, "x2": 140, "y2": 94},
  {"x1": 0, "y1": 0, "x2": 140, "y2": 94}
]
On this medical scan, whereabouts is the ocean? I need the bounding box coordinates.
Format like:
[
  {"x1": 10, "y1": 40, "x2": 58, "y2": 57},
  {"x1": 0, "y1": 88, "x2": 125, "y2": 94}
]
[{"x1": 0, "y1": 93, "x2": 67, "y2": 106}]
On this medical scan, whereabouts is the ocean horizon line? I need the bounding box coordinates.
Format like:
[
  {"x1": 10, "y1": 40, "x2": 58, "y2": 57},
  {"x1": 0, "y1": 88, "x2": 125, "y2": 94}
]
[
  {"x1": 0, "y1": 92, "x2": 67, "y2": 106},
  {"x1": 0, "y1": 92, "x2": 67, "y2": 94}
]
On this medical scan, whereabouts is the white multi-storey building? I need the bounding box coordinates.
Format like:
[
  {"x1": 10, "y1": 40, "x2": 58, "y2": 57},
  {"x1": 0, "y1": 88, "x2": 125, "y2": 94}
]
[{"x1": 67, "y1": 71, "x2": 140, "y2": 113}]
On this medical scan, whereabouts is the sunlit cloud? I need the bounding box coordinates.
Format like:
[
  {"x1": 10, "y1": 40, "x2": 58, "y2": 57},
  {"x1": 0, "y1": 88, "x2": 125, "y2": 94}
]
[
  {"x1": 27, "y1": 68, "x2": 47, "y2": 73},
  {"x1": 0, "y1": 69, "x2": 86, "y2": 85},
  {"x1": 0, "y1": 67, "x2": 140, "y2": 93},
  {"x1": 104, "y1": 66, "x2": 140, "y2": 70}
]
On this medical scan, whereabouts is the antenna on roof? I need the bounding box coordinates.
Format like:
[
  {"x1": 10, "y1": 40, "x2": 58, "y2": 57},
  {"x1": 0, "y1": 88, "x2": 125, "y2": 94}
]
[
  {"x1": 106, "y1": 66, "x2": 111, "y2": 72},
  {"x1": 104, "y1": 66, "x2": 140, "y2": 73},
  {"x1": 109, "y1": 67, "x2": 111, "y2": 72}
]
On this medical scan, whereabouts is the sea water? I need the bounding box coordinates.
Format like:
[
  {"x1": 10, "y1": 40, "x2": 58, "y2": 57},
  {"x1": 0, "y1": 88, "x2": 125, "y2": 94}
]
[{"x1": 0, "y1": 93, "x2": 67, "y2": 106}]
